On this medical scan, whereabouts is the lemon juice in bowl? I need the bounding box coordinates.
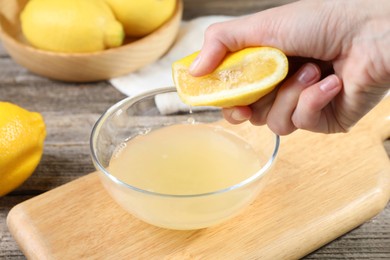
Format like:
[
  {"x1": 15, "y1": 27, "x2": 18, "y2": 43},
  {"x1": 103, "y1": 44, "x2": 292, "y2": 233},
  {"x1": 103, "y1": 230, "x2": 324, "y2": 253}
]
[
  {"x1": 90, "y1": 87, "x2": 279, "y2": 230},
  {"x1": 109, "y1": 123, "x2": 262, "y2": 195}
]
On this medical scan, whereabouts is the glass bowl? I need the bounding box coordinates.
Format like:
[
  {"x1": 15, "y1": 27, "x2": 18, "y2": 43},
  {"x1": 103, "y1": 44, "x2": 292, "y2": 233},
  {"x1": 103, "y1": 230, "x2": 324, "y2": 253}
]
[{"x1": 90, "y1": 87, "x2": 279, "y2": 230}]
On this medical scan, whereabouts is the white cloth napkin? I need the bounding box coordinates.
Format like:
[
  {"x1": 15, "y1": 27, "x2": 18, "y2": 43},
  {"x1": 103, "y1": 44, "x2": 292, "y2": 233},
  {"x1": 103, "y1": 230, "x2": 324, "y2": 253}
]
[{"x1": 109, "y1": 16, "x2": 234, "y2": 114}]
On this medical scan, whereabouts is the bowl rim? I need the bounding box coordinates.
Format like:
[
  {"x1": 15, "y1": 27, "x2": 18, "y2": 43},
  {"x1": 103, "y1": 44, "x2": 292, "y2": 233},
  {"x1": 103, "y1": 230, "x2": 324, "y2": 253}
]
[
  {"x1": 0, "y1": 0, "x2": 183, "y2": 57},
  {"x1": 90, "y1": 86, "x2": 280, "y2": 198}
]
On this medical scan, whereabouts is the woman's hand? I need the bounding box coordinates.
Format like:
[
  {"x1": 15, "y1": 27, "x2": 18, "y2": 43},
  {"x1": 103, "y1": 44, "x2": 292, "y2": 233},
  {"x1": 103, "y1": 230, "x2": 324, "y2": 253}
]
[{"x1": 189, "y1": 0, "x2": 390, "y2": 135}]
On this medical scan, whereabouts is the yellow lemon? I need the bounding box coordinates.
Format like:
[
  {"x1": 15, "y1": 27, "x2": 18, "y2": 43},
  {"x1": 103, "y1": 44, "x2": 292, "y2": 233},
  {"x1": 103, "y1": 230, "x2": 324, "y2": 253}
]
[
  {"x1": 0, "y1": 102, "x2": 46, "y2": 196},
  {"x1": 20, "y1": 0, "x2": 124, "y2": 53},
  {"x1": 105, "y1": 0, "x2": 176, "y2": 37},
  {"x1": 172, "y1": 47, "x2": 289, "y2": 107}
]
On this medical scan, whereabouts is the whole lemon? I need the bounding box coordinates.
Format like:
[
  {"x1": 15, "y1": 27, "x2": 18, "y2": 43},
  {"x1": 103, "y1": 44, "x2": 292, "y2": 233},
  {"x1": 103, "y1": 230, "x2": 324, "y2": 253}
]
[
  {"x1": 20, "y1": 0, "x2": 125, "y2": 53},
  {"x1": 0, "y1": 102, "x2": 46, "y2": 196},
  {"x1": 105, "y1": 0, "x2": 176, "y2": 37}
]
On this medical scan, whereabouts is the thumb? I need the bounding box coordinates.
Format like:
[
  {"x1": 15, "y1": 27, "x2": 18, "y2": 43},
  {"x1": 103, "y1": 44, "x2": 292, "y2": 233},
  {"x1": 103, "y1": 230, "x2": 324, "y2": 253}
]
[
  {"x1": 189, "y1": 1, "x2": 342, "y2": 76},
  {"x1": 189, "y1": 15, "x2": 266, "y2": 76},
  {"x1": 190, "y1": 17, "x2": 255, "y2": 76}
]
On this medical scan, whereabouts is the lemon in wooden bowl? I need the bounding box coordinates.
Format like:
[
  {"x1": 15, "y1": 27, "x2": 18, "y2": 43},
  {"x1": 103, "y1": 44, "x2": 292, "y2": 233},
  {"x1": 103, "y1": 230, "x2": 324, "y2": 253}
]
[
  {"x1": 106, "y1": 0, "x2": 177, "y2": 37},
  {"x1": 20, "y1": 0, "x2": 125, "y2": 53},
  {"x1": 0, "y1": 0, "x2": 183, "y2": 82}
]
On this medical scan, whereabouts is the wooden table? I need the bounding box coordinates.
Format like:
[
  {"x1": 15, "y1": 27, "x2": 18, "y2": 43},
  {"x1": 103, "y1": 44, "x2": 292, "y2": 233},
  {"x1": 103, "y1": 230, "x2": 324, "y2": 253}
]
[{"x1": 1, "y1": 0, "x2": 389, "y2": 259}]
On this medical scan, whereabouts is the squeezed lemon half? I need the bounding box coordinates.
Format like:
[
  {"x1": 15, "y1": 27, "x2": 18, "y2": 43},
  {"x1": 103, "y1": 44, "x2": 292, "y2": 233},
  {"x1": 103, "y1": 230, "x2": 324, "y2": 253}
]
[{"x1": 172, "y1": 47, "x2": 288, "y2": 107}]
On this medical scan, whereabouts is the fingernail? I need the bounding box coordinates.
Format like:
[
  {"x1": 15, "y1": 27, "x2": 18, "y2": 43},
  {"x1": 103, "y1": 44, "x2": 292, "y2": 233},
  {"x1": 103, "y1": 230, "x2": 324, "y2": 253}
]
[
  {"x1": 320, "y1": 75, "x2": 339, "y2": 92},
  {"x1": 189, "y1": 55, "x2": 201, "y2": 74},
  {"x1": 231, "y1": 109, "x2": 248, "y2": 121},
  {"x1": 297, "y1": 64, "x2": 318, "y2": 83}
]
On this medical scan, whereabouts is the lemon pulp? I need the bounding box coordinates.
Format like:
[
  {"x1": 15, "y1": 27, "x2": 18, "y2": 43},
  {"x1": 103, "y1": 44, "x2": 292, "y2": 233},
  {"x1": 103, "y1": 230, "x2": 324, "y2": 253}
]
[{"x1": 172, "y1": 47, "x2": 288, "y2": 107}]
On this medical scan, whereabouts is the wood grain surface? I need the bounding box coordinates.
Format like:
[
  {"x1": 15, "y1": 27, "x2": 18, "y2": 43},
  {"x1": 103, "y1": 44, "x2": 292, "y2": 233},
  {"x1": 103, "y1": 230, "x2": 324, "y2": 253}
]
[{"x1": 0, "y1": 0, "x2": 389, "y2": 259}]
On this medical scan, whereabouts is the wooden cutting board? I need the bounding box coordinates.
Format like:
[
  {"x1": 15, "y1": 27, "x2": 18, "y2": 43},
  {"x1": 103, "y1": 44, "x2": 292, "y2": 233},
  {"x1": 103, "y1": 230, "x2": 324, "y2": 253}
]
[{"x1": 7, "y1": 97, "x2": 390, "y2": 260}]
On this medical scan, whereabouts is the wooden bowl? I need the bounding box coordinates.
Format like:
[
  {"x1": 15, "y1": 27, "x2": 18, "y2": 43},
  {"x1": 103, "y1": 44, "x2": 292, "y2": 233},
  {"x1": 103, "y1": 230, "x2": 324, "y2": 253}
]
[{"x1": 0, "y1": 0, "x2": 183, "y2": 82}]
